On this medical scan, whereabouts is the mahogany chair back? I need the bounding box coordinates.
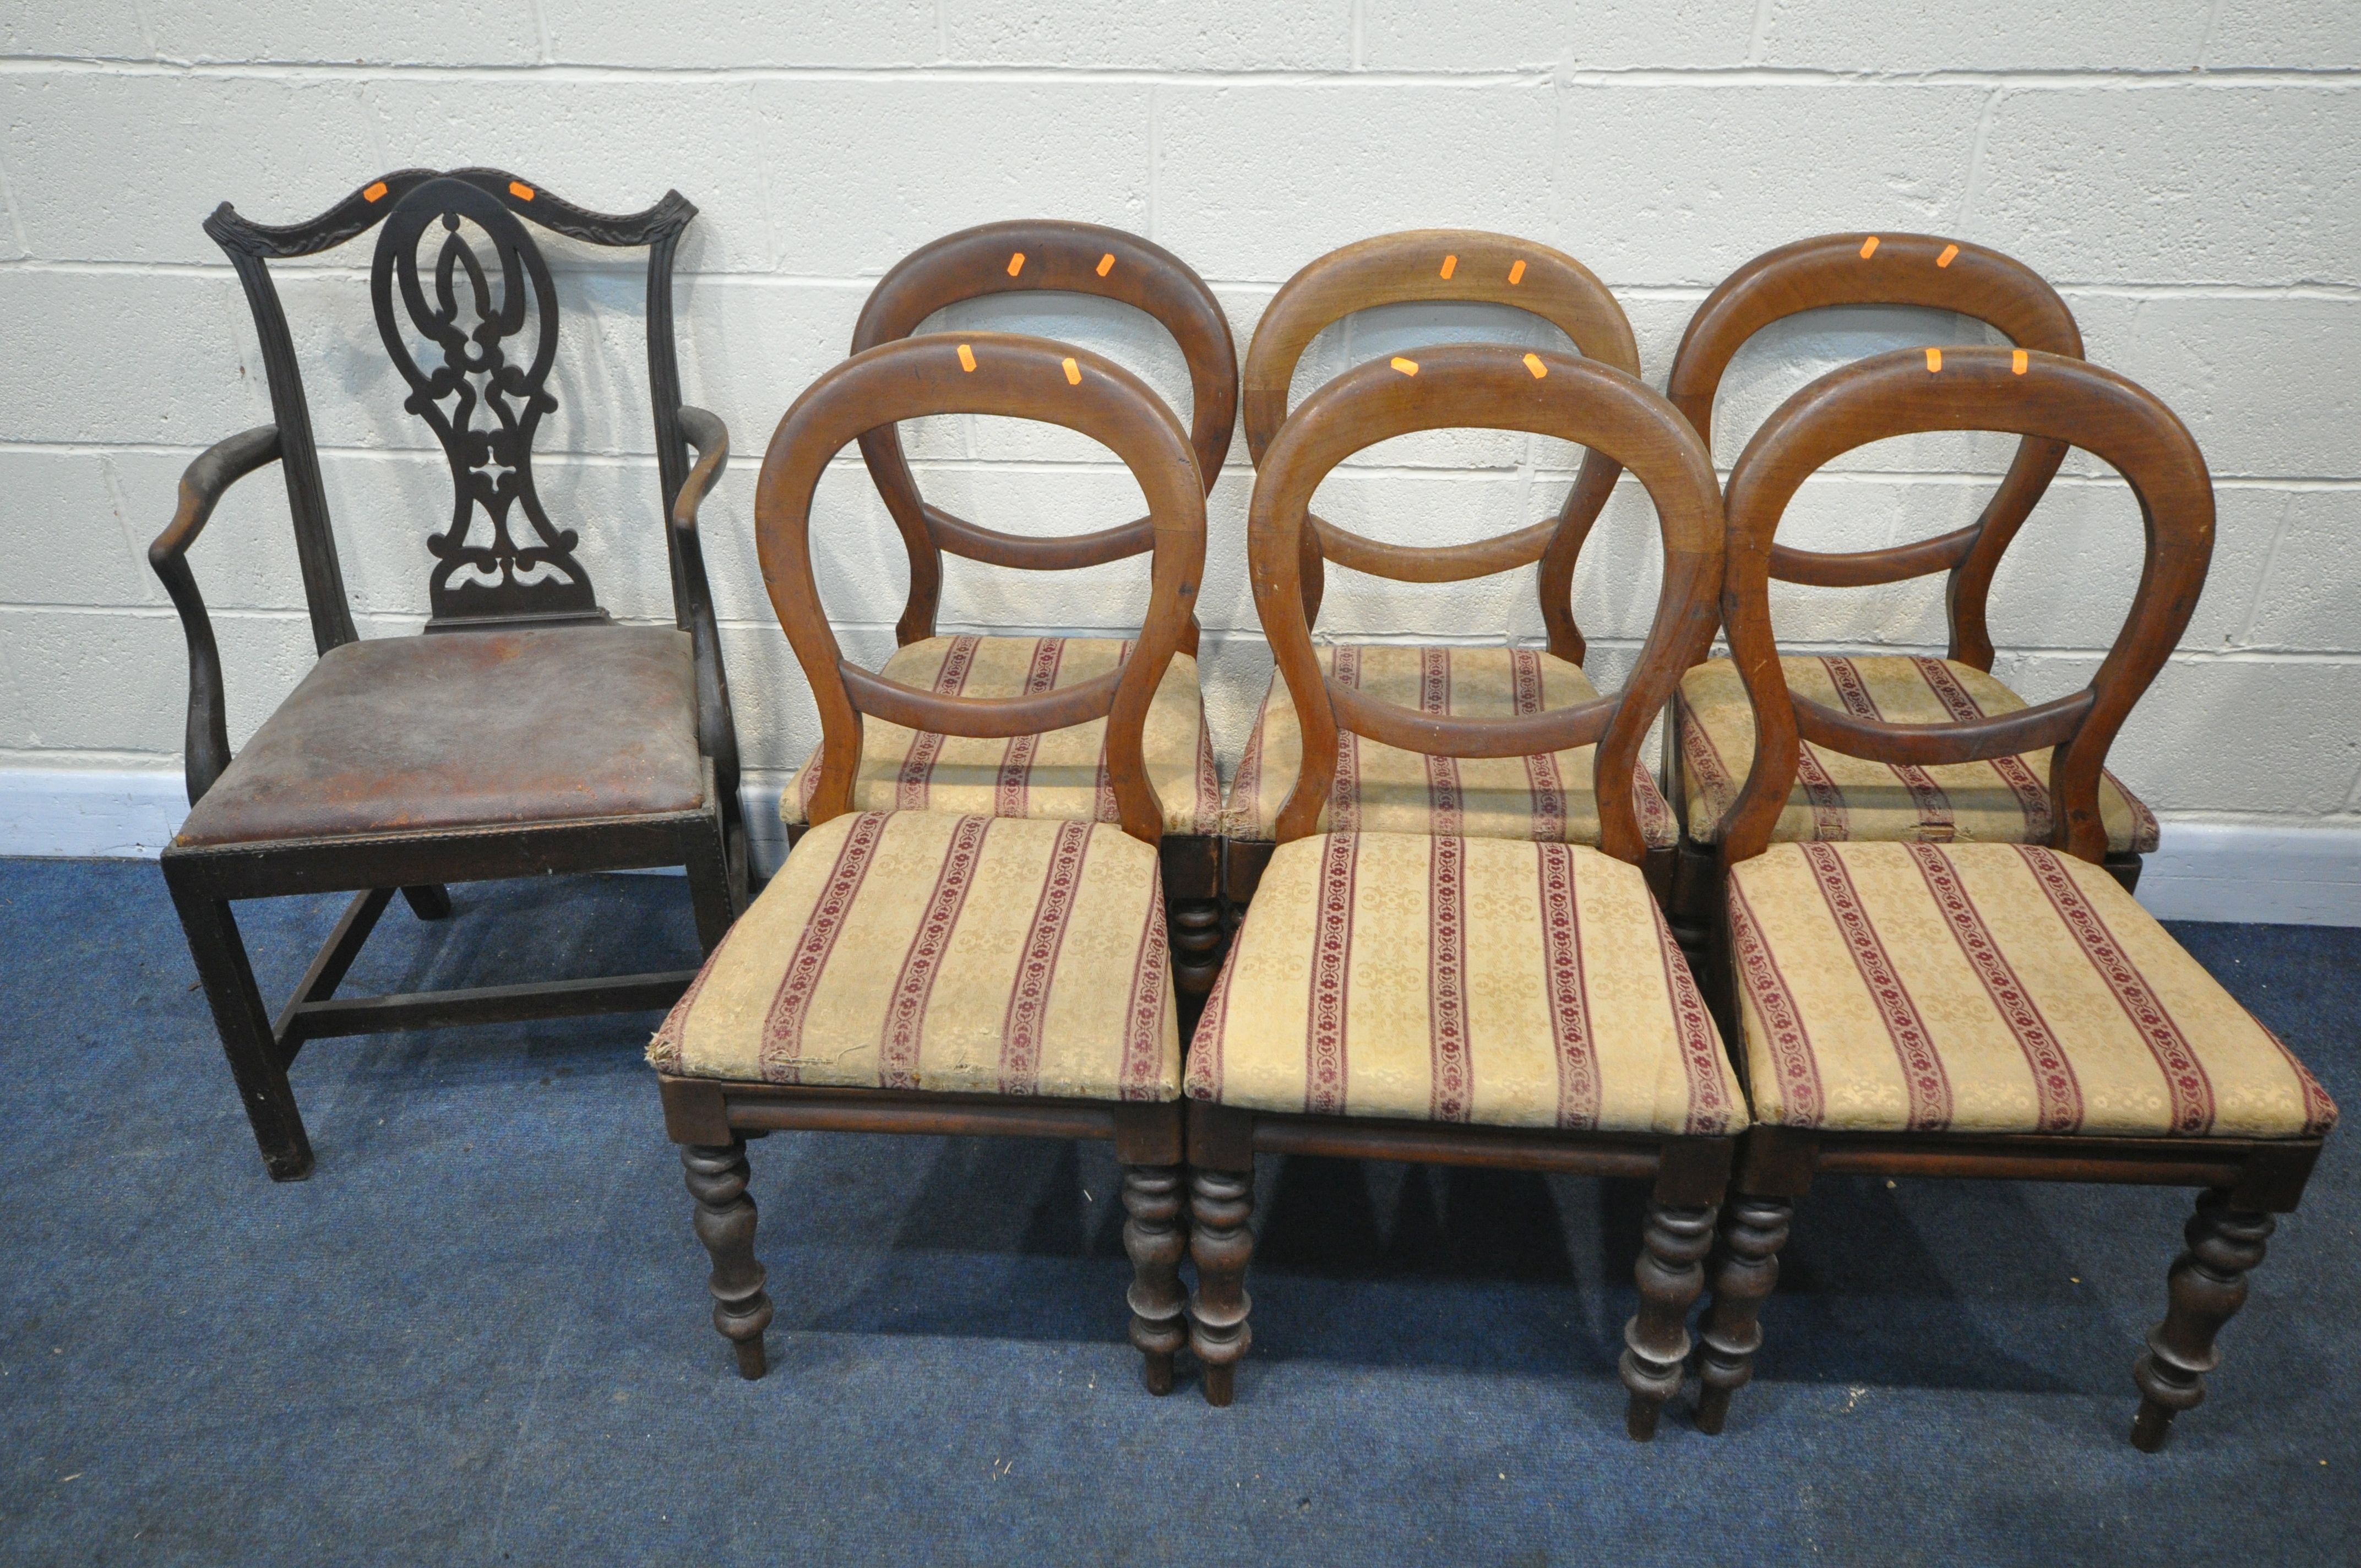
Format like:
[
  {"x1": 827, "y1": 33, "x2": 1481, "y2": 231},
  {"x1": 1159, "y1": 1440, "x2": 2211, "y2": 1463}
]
[
  {"x1": 1716, "y1": 347, "x2": 2211, "y2": 867},
  {"x1": 1667, "y1": 233, "x2": 2084, "y2": 669},
  {"x1": 1243, "y1": 231, "x2": 1642, "y2": 661},
  {"x1": 850, "y1": 221, "x2": 1236, "y2": 652},
  {"x1": 1249, "y1": 345, "x2": 1723, "y2": 864},
  {"x1": 757, "y1": 333, "x2": 1207, "y2": 847}
]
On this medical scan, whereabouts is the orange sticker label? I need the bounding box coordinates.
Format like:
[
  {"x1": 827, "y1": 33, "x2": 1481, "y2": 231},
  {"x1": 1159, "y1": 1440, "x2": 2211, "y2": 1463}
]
[
  {"x1": 1924, "y1": 347, "x2": 1943, "y2": 372},
  {"x1": 1006, "y1": 252, "x2": 1026, "y2": 277},
  {"x1": 508, "y1": 181, "x2": 535, "y2": 201},
  {"x1": 1439, "y1": 254, "x2": 1457, "y2": 280},
  {"x1": 958, "y1": 344, "x2": 977, "y2": 373},
  {"x1": 362, "y1": 181, "x2": 389, "y2": 203},
  {"x1": 1522, "y1": 352, "x2": 1547, "y2": 379},
  {"x1": 1390, "y1": 357, "x2": 1419, "y2": 377},
  {"x1": 1096, "y1": 253, "x2": 1115, "y2": 277},
  {"x1": 1859, "y1": 235, "x2": 1880, "y2": 259},
  {"x1": 1062, "y1": 357, "x2": 1081, "y2": 385},
  {"x1": 2012, "y1": 349, "x2": 2029, "y2": 375},
  {"x1": 1936, "y1": 243, "x2": 1960, "y2": 269},
  {"x1": 1508, "y1": 259, "x2": 1526, "y2": 286}
]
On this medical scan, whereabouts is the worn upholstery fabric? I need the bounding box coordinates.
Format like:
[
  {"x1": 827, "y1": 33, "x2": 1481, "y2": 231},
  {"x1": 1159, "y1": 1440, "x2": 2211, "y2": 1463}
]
[
  {"x1": 780, "y1": 636, "x2": 1220, "y2": 837},
  {"x1": 1677, "y1": 655, "x2": 2159, "y2": 853},
  {"x1": 1221, "y1": 645, "x2": 1678, "y2": 850},
  {"x1": 175, "y1": 626, "x2": 705, "y2": 847},
  {"x1": 1185, "y1": 831, "x2": 1744, "y2": 1134},
  {"x1": 651, "y1": 811, "x2": 1180, "y2": 1101},
  {"x1": 1726, "y1": 841, "x2": 2337, "y2": 1137}
]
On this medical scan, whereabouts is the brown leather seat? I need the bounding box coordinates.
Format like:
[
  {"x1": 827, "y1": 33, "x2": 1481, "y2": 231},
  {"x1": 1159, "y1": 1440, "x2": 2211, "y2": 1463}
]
[{"x1": 175, "y1": 626, "x2": 706, "y2": 847}]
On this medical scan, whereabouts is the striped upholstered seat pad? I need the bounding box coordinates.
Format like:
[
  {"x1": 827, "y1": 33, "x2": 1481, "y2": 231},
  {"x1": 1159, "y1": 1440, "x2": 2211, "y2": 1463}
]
[
  {"x1": 1185, "y1": 831, "x2": 1744, "y2": 1133},
  {"x1": 1726, "y1": 841, "x2": 2337, "y2": 1137},
  {"x1": 1677, "y1": 655, "x2": 2158, "y2": 854},
  {"x1": 651, "y1": 812, "x2": 1180, "y2": 1101},
  {"x1": 781, "y1": 636, "x2": 1221, "y2": 837},
  {"x1": 1221, "y1": 645, "x2": 1678, "y2": 850}
]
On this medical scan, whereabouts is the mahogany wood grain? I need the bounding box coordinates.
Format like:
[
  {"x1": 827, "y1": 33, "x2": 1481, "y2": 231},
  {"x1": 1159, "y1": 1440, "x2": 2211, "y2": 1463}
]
[
  {"x1": 1243, "y1": 230, "x2": 1639, "y2": 659},
  {"x1": 850, "y1": 220, "x2": 1236, "y2": 654},
  {"x1": 1667, "y1": 232, "x2": 2082, "y2": 671},
  {"x1": 1715, "y1": 347, "x2": 2210, "y2": 868},
  {"x1": 1249, "y1": 345, "x2": 1722, "y2": 862},
  {"x1": 754, "y1": 332, "x2": 1206, "y2": 848}
]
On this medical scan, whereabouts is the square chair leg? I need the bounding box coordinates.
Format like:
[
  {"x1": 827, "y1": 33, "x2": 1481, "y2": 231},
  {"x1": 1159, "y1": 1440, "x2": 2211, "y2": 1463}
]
[{"x1": 166, "y1": 873, "x2": 313, "y2": 1181}]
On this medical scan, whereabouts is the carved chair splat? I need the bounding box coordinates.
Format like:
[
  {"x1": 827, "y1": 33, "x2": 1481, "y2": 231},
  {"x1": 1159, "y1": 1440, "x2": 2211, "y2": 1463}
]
[
  {"x1": 1187, "y1": 344, "x2": 1744, "y2": 1436},
  {"x1": 1660, "y1": 232, "x2": 2157, "y2": 946},
  {"x1": 654, "y1": 333, "x2": 1205, "y2": 1393},
  {"x1": 157, "y1": 169, "x2": 747, "y2": 1181},
  {"x1": 1693, "y1": 346, "x2": 2336, "y2": 1450},
  {"x1": 771, "y1": 221, "x2": 1238, "y2": 1019},
  {"x1": 1223, "y1": 230, "x2": 1681, "y2": 925}
]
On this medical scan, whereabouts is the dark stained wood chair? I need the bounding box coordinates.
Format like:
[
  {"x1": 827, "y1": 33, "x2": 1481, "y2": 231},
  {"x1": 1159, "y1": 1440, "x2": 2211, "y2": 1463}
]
[
  {"x1": 1691, "y1": 346, "x2": 2336, "y2": 1449},
  {"x1": 1186, "y1": 344, "x2": 1744, "y2": 1438},
  {"x1": 1661, "y1": 232, "x2": 2157, "y2": 949},
  {"x1": 652, "y1": 333, "x2": 1204, "y2": 1392},
  {"x1": 1225, "y1": 230, "x2": 1681, "y2": 930},
  {"x1": 155, "y1": 169, "x2": 746, "y2": 1181},
  {"x1": 774, "y1": 221, "x2": 1238, "y2": 1014}
]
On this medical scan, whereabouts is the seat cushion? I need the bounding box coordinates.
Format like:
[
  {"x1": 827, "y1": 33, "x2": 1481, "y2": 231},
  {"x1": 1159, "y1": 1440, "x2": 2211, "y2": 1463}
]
[
  {"x1": 1221, "y1": 645, "x2": 1678, "y2": 850},
  {"x1": 652, "y1": 811, "x2": 1179, "y2": 1101},
  {"x1": 1726, "y1": 841, "x2": 2337, "y2": 1137},
  {"x1": 175, "y1": 626, "x2": 705, "y2": 847},
  {"x1": 780, "y1": 636, "x2": 1220, "y2": 837},
  {"x1": 1677, "y1": 655, "x2": 2158, "y2": 853},
  {"x1": 1185, "y1": 831, "x2": 1744, "y2": 1133}
]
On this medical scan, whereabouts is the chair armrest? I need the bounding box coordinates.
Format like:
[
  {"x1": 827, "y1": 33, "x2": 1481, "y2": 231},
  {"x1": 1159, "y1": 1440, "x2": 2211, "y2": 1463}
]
[
  {"x1": 669, "y1": 406, "x2": 742, "y2": 812},
  {"x1": 672, "y1": 404, "x2": 728, "y2": 535},
  {"x1": 148, "y1": 426, "x2": 281, "y2": 807}
]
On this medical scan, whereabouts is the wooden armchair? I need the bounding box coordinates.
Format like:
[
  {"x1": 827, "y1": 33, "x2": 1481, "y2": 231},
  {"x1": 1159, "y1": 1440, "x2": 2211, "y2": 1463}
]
[
  {"x1": 652, "y1": 333, "x2": 1204, "y2": 1392},
  {"x1": 1660, "y1": 232, "x2": 2156, "y2": 947},
  {"x1": 775, "y1": 221, "x2": 1238, "y2": 1008},
  {"x1": 1692, "y1": 346, "x2": 2335, "y2": 1449},
  {"x1": 1224, "y1": 230, "x2": 1681, "y2": 921},
  {"x1": 1185, "y1": 344, "x2": 1743, "y2": 1438},
  {"x1": 156, "y1": 170, "x2": 746, "y2": 1181}
]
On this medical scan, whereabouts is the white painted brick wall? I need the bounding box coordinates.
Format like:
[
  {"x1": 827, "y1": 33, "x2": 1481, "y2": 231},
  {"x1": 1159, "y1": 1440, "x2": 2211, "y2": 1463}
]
[{"x1": 3, "y1": 2, "x2": 2357, "y2": 855}]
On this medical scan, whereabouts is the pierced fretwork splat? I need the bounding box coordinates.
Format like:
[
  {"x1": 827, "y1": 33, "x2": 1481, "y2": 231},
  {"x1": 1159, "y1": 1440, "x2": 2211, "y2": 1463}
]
[{"x1": 372, "y1": 177, "x2": 599, "y2": 627}]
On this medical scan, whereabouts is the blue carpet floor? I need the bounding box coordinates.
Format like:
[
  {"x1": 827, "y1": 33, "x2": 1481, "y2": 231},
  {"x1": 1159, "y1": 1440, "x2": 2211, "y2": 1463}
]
[{"x1": 0, "y1": 857, "x2": 2353, "y2": 1566}]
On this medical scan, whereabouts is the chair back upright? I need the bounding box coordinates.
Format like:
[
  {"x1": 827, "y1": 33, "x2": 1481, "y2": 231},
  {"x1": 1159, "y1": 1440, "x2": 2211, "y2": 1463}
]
[
  {"x1": 1249, "y1": 346, "x2": 1723, "y2": 864},
  {"x1": 757, "y1": 334, "x2": 1207, "y2": 848},
  {"x1": 206, "y1": 169, "x2": 701, "y2": 648},
  {"x1": 1716, "y1": 348, "x2": 2212, "y2": 868},
  {"x1": 1244, "y1": 231, "x2": 1641, "y2": 662},
  {"x1": 851, "y1": 221, "x2": 1238, "y2": 653},
  {"x1": 1668, "y1": 233, "x2": 2083, "y2": 669}
]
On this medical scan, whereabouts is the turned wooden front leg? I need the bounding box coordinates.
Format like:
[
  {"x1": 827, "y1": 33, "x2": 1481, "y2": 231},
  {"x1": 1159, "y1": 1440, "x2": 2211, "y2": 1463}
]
[
  {"x1": 1188, "y1": 1167, "x2": 1254, "y2": 1407},
  {"x1": 2131, "y1": 1190, "x2": 2275, "y2": 1452},
  {"x1": 681, "y1": 1140, "x2": 775, "y2": 1380},
  {"x1": 1694, "y1": 1196, "x2": 1792, "y2": 1435},
  {"x1": 1122, "y1": 1164, "x2": 1188, "y2": 1395},
  {"x1": 1622, "y1": 1201, "x2": 1717, "y2": 1441}
]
